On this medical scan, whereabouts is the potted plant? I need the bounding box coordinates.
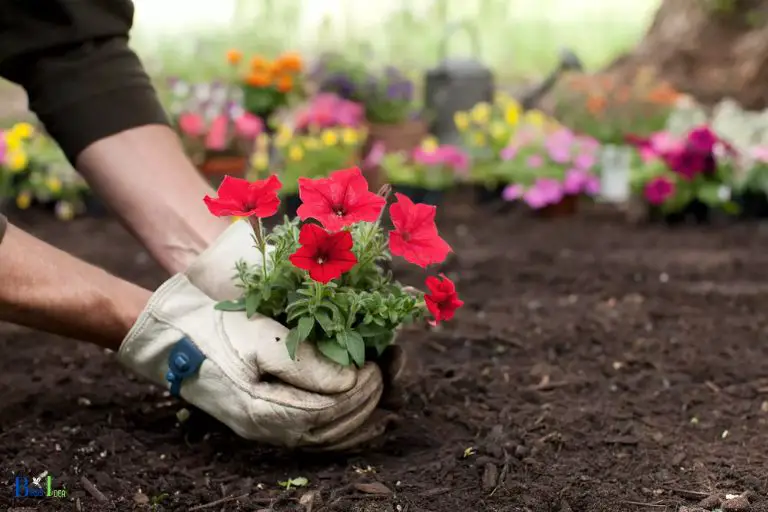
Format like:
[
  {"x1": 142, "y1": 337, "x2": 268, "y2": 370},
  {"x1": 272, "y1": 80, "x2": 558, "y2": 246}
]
[
  {"x1": 498, "y1": 127, "x2": 601, "y2": 217},
  {"x1": 203, "y1": 166, "x2": 463, "y2": 367},
  {"x1": 628, "y1": 125, "x2": 739, "y2": 224},
  {"x1": 454, "y1": 96, "x2": 558, "y2": 204},
  {"x1": 377, "y1": 137, "x2": 468, "y2": 205},
  {"x1": 236, "y1": 50, "x2": 305, "y2": 126},
  {"x1": 732, "y1": 146, "x2": 768, "y2": 219},
  {"x1": 249, "y1": 124, "x2": 367, "y2": 217}
]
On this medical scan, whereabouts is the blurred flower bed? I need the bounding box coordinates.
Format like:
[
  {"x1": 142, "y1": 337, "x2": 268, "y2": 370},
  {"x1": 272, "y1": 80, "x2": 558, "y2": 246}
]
[{"x1": 0, "y1": 123, "x2": 91, "y2": 220}]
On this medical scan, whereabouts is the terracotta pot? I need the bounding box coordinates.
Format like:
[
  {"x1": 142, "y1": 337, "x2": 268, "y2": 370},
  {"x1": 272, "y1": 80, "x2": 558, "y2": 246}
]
[
  {"x1": 537, "y1": 194, "x2": 579, "y2": 218},
  {"x1": 199, "y1": 152, "x2": 247, "y2": 188},
  {"x1": 363, "y1": 119, "x2": 428, "y2": 190}
]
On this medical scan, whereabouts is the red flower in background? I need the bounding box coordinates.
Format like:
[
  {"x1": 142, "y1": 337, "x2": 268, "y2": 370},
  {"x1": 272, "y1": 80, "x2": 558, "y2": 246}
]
[
  {"x1": 289, "y1": 223, "x2": 358, "y2": 283},
  {"x1": 687, "y1": 126, "x2": 718, "y2": 154},
  {"x1": 297, "y1": 167, "x2": 386, "y2": 231},
  {"x1": 389, "y1": 193, "x2": 452, "y2": 268},
  {"x1": 643, "y1": 176, "x2": 676, "y2": 205},
  {"x1": 424, "y1": 274, "x2": 463, "y2": 325},
  {"x1": 204, "y1": 175, "x2": 282, "y2": 218}
]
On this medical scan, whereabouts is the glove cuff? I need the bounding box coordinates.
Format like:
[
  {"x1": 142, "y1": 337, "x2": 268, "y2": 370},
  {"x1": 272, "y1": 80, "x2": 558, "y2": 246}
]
[{"x1": 184, "y1": 219, "x2": 259, "y2": 301}]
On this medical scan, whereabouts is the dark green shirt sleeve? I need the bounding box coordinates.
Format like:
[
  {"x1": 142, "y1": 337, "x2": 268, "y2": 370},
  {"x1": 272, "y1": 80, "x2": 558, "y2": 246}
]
[{"x1": 0, "y1": 0, "x2": 170, "y2": 162}]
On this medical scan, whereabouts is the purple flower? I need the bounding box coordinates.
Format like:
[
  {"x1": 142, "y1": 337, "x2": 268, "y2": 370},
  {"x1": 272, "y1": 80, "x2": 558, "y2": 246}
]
[
  {"x1": 502, "y1": 184, "x2": 524, "y2": 201},
  {"x1": 547, "y1": 147, "x2": 571, "y2": 164},
  {"x1": 573, "y1": 152, "x2": 596, "y2": 170},
  {"x1": 584, "y1": 175, "x2": 601, "y2": 195},
  {"x1": 387, "y1": 80, "x2": 413, "y2": 102},
  {"x1": 563, "y1": 168, "x2": 589, "y2": 195},
  {"x1": 524, "y1": 178, "x2": 564, "y2": 209}
]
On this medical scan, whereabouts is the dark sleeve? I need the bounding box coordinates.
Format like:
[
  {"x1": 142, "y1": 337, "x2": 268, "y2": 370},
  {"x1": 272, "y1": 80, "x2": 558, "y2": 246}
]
[{"x1": 0, "y1": 0, "x2": 170, "y2": 162}]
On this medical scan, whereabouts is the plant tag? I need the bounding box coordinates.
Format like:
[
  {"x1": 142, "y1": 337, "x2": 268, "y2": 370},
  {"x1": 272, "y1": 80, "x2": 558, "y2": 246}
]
[{"x1": 599, "y1": 145, "x2": 630, "y2": 203}]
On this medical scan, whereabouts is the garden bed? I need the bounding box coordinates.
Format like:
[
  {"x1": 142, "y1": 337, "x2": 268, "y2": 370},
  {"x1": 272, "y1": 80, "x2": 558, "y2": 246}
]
[{"x1": 2, "y1": 190, "x2": 768, "y2": 511}]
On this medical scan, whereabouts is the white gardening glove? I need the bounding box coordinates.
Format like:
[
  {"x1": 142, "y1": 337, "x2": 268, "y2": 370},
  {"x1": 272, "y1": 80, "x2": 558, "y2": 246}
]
[
  {"x1": 183, "y1": 220, "x2": 404, "y2": 450},
  {"x1": 118, "y1": 238, "x2": 384, "y2": 448}
]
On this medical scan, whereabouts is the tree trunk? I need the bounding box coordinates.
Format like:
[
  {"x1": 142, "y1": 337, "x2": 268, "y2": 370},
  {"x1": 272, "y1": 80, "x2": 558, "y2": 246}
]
[{"x1": 608, "y1": 0, "x2": 768, "y2": 109}]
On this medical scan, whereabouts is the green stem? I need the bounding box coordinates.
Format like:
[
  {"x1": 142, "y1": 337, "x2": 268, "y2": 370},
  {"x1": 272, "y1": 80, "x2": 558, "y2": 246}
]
[{"x1": 249, "y1": 216, "x2": 269, "y2": 282}]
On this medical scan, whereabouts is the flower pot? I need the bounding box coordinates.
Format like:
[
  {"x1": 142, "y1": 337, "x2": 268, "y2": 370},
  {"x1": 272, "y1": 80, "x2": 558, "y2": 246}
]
[
  {"x1": 648, "y1": 199, "x2": 710, "y2": 225},
  {"x1": 421, "y1": 189, "x2": 444, "y2": 206},
  {"x1": 364, "y1": 119, "x2": 428, "y2": 190},
  {"x1": 735, "y1": 191, "x2": 768, "y2": 220},
  {"x1": 536, "y1": 194, "x2": 579, "y2": 219},
  {"x1": 198, "y1": 152, "x2": 248, "y2": 188}
]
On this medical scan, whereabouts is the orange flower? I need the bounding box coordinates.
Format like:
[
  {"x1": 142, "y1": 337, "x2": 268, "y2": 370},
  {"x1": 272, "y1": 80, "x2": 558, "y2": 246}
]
[
  {"x1": 250, "y1": 56, "x2": 269, "y2": 72},
  {"x1": 246, "y1": 71, "x2": 272, "y2": 88},
  {"x1": 647, "y1": 83, "x2": 680, "y2": 105},
  {"x1": 276, "y1": 74, "x2": 293, "y2": 93},
  {"x1": 276, "y1": 52, "x2": 302, "y2": 72},
  {"x1": 226, "y1": 49, "x2": 243, "y2": 66},
  {"x1": 615, "y1": 86, "x2": 631, "y2": 103},
  {"x1": 586, "y1": 94, "x2": 607, "y2": 115}
]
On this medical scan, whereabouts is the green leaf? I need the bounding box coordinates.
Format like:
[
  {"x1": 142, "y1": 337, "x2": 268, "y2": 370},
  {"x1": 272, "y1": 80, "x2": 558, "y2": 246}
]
[
  {"x1": 696, "y1": 182, "x2": 725, "y2": 207},
  {"x1": 245, "y1": 293, "x2": 261, "y2": 318},
  {"x1": 214, "y1": 299, "x2": 246, "y2": 312},
  {"x1": 357, "y1": 323, "x2": 387, "y2": 337},
  {"x1": 285, "y1": 328, "x2": 302, "y2": 360},
  {"x1": 315, "y1": 311, "x2": 335, "y2": 334},
  {"x1": 297, "y1": 316, "x2": 315, "y2": 340},
  {"x1": 335, "y1": 331, "x2": 348, "y2": 348},
  {"x1": 317, "y1": 339, "x2": 350, "y2": 366},
  {"x1": 345, "y1": 331, "x2": 366, "y2": 367}
]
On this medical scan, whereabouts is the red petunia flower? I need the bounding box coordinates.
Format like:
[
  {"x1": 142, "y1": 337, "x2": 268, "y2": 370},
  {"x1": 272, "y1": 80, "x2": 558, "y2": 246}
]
[
  {"x1": 388, "y1": 193, "x2": 452, "y2": 268},
  {"x1": 424, "y1": 274, "x2": 464, "y2": 325},
  {"x1": 289, "y1": 223, "x2": 358, "y2": 283},
  {"x1": 204, "y1": 174, "x2": 282, "y2": 218},
  {"x1": 297, "y1": 167, "x2": 386, "y2": 231}
]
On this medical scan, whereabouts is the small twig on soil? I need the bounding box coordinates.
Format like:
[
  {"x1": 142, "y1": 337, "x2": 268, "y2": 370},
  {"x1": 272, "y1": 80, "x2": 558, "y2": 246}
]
[
  {"x1": 662, "y1": 487, "x2": 708, "y2": 499},
  {"x1": 529, "y1": 379, "x2": 583, "y2": 391},
  {"x1": 705, "y1": 380, "x2": 721, "y2": 393},
  {"x1": 427, "y1": 341, "x2": 447, "y2": 353},
  {"x1": 620, "y1": 500, "x2": 666, "y2": 508},
  {"x1": 80, "y1": 476, "x2": 108, "y2": 503},
  {"x1": 188, "y1": 493, "x2": 250, "y2": 511}
]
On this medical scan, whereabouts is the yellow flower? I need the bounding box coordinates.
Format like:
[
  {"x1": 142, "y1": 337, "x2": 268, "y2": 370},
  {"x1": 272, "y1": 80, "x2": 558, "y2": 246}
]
[
  {"x1": 421, "y1": 136, "x2": 439, "y2": 152},
  {"x1": 470, "y1": 102, "x2": 491, "y2": 125},
  {"x1": 495, "y1": 91, "x2": 513, "y2": 106},
  {"x1": 303, "y1": 136, "x2": 321, "y2": 150},
  {"x1": 46, "y1": 177, "x2": 62, "y2": 194},
  {"x1": 490, "y1": 122, "x2": 508, "y2": 141},
  {"x1": 55, "y1": 201, "x2": 75, "y2": 221},
  {"x1": 504, "y1": 102, "x2": 521, "y2": 127},
  {"x1": 7, "y1": 151, "x2": 27, "y2": 172},
  {"x1": 15, "y1": 191, "x2": 31, "y2": 210},
  {"x1": 288, "y1": 144, "x2": 304, "y2": 162},
  {"x1": 10, "y1": 122, "x2": 34, "y2": 140},
  {"x1": 454, "y1": 111, "x2": 470, "y2": 132},
  {"x1": 274, "y1": 127, "x2": 293, "y2": 148},
  {"x1": 250, "y1": 151, "x2": 269, "y2": 171},
  {"x1": 341, "y1": 128, "x2": 359, "y2": 146},
  {"x1": 523, "y1": 109, "x2": 547, "y2": 128},
  {"x1": 4, "y1": 132, "x2": 22, "y2": 151},
  {"x1": 321, "y1": 129, "x2": 338, "y2": 147},
  {"x1": 471, "y1": 131, "x2": 486, "y2": 147}
]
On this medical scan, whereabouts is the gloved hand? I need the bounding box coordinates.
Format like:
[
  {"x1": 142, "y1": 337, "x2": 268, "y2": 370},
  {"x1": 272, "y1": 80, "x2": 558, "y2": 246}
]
[
  {"x1": 184, "y1": 219, "x2": 405, "y2": 448},
  {"x1": 118, "y1": 223, "x2": 385, "y2": 449}
]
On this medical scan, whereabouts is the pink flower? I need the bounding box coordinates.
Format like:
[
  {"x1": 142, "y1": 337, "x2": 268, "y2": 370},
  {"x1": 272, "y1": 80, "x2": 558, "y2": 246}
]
[
  {"x1": 412, "y1": 146, "x2": 443, "y2": 166},
  {"x1": 205, "y1": 115, "x2": 227, "y2": 150},
  {"x1": 295, "y1": 93, "x2": 364, "y2": 130},
  {"x1": 501, "y1": 145, "x2": 518, "y2": 161},
  {"x1": 583, "y1": 174, "x2": 601, "y2": 195},
  {"x1": 563, "y1": 168, "x2": 590, "y2": 195},
  {"x1": 502, "y1": 184, "x2": 524, "y2": 201},
  {"x1": 751, "y1": 146, "x2": 768, "y2": 163},
  {"x1": 524, "y1": 178, "x2": 563, "y2": 209},
  {"x1": 234, "y1": 112, "x2": 263, "y2": 139},
  {"x1": 363, "y1": 141, "x2": 386, "y2": 169},
  {"x1": 578, "y1": 136, "x2": 600, "y2": 154},
  {"x1": 440, "y1": 146, "x2": 470, "y2": 173},
  {"x1": 547, "y1": 147, "x2": 571, "y2": 164},
  {"x1": 179, "y1": 113, "x2": 205, "y2": 137},
  {"x1": 573, "y1": 152, "x2": 596, "y2": 170},
  {"x1": 643, "y1": 176, "x2": 676, "y2": 205},
  {"x1": 527, "y1": 154, "x2": 544, "y2": 168}
]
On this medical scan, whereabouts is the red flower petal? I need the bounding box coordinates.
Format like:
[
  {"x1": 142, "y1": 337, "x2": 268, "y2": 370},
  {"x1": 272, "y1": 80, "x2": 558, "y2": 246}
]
[
  {"x1": 203, "y1": 174, "x2": 282, "y2": 218},
  {"x1": 389, "y1": 193, "x2": 452, "y2": 267},
  {"x1": 424, "y1": 274, "x2": 464, "y2": 325},
  {"x1": 297, "y1": 167, "x2": 385, "y2": 231},
  {"x1": 288, "y1": 223, "x2": 358, "y2": 283}
]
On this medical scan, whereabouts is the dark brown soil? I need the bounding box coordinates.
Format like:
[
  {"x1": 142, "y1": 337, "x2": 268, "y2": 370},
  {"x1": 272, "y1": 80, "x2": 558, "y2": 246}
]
[{"x1": 3, "y1": 191, "x2": 768, "y2": 512}]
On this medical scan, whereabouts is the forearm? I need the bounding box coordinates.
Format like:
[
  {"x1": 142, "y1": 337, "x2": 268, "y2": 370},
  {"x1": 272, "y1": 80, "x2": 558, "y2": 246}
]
[
  {"x1": 0, "y1": 224, "x2": 151, "y2": 350},
  {"x1": 76, "y1": 125, "x2": 229, "y2": 274}
]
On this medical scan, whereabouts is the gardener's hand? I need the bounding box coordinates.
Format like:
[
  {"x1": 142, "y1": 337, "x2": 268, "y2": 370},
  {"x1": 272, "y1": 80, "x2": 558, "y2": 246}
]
[
  {"x1": 118, "y1": 272, "x2": 384, "y2": 449},
  {"x1": 183, "y1": 219, "x2": 405, "y2": 447}
]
